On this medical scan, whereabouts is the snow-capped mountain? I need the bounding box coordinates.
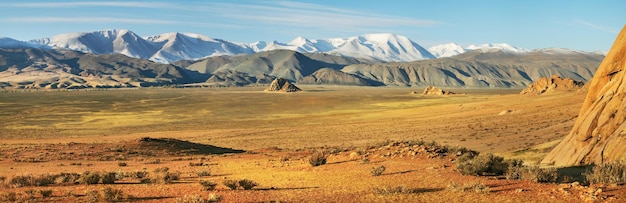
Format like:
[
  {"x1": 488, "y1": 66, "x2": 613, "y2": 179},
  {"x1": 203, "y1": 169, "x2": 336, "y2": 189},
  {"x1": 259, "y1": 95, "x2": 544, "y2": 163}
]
[
  {"x1": 465, "y1": 43, "x2": 528, "y2": 53},
  {"x1": 0, "y1": 37, "x2": 41, "y2": 48},
  {"x1": 427, "y1": 43, "x2": 465, "y2": 58},
  {"x1": 428, "y1": 43, "x2": 528, "y2": 58},
  {"x1": 254, "y1": 33, "x2": 435, "y2": 62},
  {"x1": 30, "y1": 29, "x2": 158, "y2": 59},
  {"x1": 146, "y1": 32, "x2": 254, "y2": 63},
  {"x1": 28, "y1": 30, "x2": 435, "y2": 63}
]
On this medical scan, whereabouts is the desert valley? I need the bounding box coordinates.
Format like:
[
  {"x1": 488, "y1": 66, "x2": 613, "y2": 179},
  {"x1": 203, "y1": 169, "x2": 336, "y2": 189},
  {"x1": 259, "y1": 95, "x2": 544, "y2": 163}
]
[{"x1": 1, "y1": 20, "x2": 626, "y2": 203}]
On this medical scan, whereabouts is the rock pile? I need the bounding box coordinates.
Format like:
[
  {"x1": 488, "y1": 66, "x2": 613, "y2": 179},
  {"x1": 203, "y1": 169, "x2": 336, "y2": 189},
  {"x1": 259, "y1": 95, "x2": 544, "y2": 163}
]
[
  {"x1": 264, "y1": 78, "x2": 301, "y2": 92},
  {"x1": 520, "y1": 74, "x2": 584, "y2": 95},
  {"x1": 419, "y1": 86, "x2": 455, "y2": 95}
]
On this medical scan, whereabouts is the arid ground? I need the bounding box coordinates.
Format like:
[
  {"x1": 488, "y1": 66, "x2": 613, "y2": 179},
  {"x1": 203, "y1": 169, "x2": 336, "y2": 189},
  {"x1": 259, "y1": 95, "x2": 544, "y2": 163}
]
[{"x1": 1, "y1": 86, "x2": 623, "y2": 202}]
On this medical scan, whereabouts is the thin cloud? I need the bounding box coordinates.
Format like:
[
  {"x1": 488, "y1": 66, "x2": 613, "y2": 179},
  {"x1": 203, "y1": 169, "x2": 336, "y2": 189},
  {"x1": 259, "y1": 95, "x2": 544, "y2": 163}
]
[
  {"x1": 1, "y1": 17, "x2": 176, "y2": 24},
  {"x1": 198, "y1": 1, "x2": 440, "y2": 30},
  {"x1": 575, "y1": 19, "x2": 618, "y2": 33},
  {"x1": 1, "y1": 2, "x2": 170, "y2": 8}
]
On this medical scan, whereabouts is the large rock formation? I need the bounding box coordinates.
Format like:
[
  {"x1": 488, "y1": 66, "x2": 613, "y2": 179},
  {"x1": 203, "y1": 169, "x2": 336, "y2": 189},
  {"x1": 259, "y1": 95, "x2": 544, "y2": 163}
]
[
  {"x1": 420, "y1": 86, "x2": 455, "y2": 95},
  {"x1": 519, "y1": 74, "x2": 584, "y2": 95},
  {"x1": 264, "y1": 78, "x2": 301, "y2": 92},
  {"x1": 542, "y1": 25, "x2": 626, "y2": 167}
]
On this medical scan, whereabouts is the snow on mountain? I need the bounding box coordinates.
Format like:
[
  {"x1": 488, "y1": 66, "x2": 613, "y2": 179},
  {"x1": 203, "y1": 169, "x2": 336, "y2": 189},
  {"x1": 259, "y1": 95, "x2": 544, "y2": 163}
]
[
  {"x1": 146, "y1": 32, "x2": 253, "y2": 63},
  {"x1": 0, "y1": 37, "x2": 40, "y2": 48},
  {"x1": 428, "y1": 43, "x2": 528, "y2": 58},
  {"x1": 427, "y1": 43, "x2": 465, "y2": 58},
  {"x1": 30, "y1": 29, "x2": 158, "y2": 59},
  {"x1": 465, "y1": 43, "x2": 528, "y2": 53},
  {"x1": 256, "y1": 33, "x2": 435, "y2": 62}
]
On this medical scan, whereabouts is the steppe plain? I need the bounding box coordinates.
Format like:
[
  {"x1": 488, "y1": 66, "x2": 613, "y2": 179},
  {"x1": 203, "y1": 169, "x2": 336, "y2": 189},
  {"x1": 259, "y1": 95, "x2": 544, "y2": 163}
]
[{"x1": 1, "y1": 86, "x2": 623, "y2": 202}]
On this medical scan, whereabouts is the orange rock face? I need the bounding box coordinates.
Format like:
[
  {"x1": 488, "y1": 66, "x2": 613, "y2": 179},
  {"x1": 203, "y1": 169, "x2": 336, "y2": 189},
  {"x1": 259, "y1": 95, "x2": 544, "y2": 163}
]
[
  {"x1": 519, "y1": 75, "x2": 584, "y2": 95},
  {"x1": 542, "y1": 25, "x2": 626, "y2": 167}
]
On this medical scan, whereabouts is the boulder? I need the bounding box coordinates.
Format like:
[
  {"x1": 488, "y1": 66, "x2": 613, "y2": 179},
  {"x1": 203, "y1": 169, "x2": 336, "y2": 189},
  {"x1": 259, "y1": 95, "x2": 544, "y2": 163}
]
[
  {"x1": 520, "y1": 74, "x2": 584, "y2": 95},
  {"x1": 264, "y1": 78, "x2": 301, "y2": 92},
  {"x1": 420, "y1": 86, "x2": 455, "y2": 95},
  {"x1": 541, "y1": 25, "x2": 626, "y2": 167}
]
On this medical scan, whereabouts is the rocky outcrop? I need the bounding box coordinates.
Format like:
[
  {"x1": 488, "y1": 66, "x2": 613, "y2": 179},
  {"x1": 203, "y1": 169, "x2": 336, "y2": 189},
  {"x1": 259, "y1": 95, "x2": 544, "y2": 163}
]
[
  {"x1": 420, "y1": 86, "x2": 455, "y2": 95},
  {"x1": 541, "y1": 25, "x2": 626, "y2": 167},
  {"x1": 297, "y1": 68, "x2": 371, "y2": 86},
  {"x1": 519, "y1": 74, "x2": 584, "y2": 95},
  {"x1": 264, "y1": 78, "x2": 301, "y2": 92}
]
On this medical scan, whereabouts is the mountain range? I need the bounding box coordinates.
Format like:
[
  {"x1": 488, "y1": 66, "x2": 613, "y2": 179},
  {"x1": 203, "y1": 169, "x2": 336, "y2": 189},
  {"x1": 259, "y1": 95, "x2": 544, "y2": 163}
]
[
  {"x1": 0, "y1": 29, "x2": 606, "y2": 89},
  {"x1": 1, "y1": 29, "x2": 554, "y2": 63}
]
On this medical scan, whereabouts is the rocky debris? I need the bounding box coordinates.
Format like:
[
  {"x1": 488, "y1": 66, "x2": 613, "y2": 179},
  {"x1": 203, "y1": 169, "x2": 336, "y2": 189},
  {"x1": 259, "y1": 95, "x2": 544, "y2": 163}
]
[
  {"x1": 520, "y1": 74, "x2": 584, "y2": 95},
  {"x1": 264, "y1": 78, "x2": 302, "y2": 92},
  {"x1": 420, "y1": 86, "x2": 455, "y2": 95},
  {"x1": 542, "y1": 25, "x2": 626, "y2": 167}
]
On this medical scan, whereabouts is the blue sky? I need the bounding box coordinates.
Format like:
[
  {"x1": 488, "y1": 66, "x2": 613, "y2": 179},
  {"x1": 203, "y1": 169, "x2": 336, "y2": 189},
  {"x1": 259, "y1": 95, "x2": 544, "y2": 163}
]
[{"x1": 0, "y1": 0, "x2": 623, "y2": 51}]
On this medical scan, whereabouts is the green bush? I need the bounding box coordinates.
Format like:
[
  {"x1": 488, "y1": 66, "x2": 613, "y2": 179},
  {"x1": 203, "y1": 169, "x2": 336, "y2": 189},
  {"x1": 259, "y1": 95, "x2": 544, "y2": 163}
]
[
  {"x1": 456, "y1": 153, "x2": 508, "y2": 176},
  {"x1": 308, "y1": 151, "x2": 327, "y2": 167},
  {"x1": 584, "y1": 161, "x2": 626, "y2": 184}
]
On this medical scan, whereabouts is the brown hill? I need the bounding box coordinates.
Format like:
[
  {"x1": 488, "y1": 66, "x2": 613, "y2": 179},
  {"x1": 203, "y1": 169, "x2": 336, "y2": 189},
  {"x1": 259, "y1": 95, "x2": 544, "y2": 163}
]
[
  {"x1": 419, "y1": 86, "x2": 455, "y2": 95},
  {"x1": 542, "y1": 25, "x2": 626, "y2": 167},
  {"x1": 264, "y1": 78, "x2": 301, "y2": 92},
  {"x1": 297, "y1": 68, "x2": 372, "y2": 86},
  {"x1": 519, "y1": 74, "x2": 584, "y2": 95}
]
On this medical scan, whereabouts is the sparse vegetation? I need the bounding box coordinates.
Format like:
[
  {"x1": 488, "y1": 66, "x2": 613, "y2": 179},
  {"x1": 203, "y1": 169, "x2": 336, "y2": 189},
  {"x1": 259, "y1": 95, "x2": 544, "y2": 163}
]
[
  {"x1": 9, "y1": 174, "x2": 57, "y2": 187},
  {"x1": 80, "y1": 172, "x2": 101, "y2": 185},
  {"x1": 506, "y1": 165, "x2": 558, "y2": 183},
  {"x1": 238, "y1": 179, "x2": 258, "y2": 190},
  {"x1": 447, "y1": 182, "x2": 490, "y2": 193},
  {"x1": 309, "y1": 151, "x2": 327, "y2": 167},
  {"x1": 584, "y1": 161, "x2": 626, "y2": 184},
  {"x1": 199, "y1": 180, "x2": 218, "y2": 190},
  {"x1": 223, "y1": 180, "x2": 239, "y2": 190},
  {"x1": 101, "y1": 187, "x2": 124, "y2": 202},
  {"x1": 117, "y1": 162, "x2": 127, "y2": 167},
  {"x1": 372, "y1": 185, "x2": 416, "y2": 194},
  {"x1": 175, "y1": 194, "x2": 221, "y2": 203},
  {"x1": 456, "y1": 153, "x2": 508, "y2": 176},
  {"x1": 195, "y1": 168, "x2": 212, "y2": 177},
  {"x1": 39, "y1": 190, "x2": 53, "y2": 198},
  {"x1": 370, "y1": 165, "x2": 386, "y2": 176}
]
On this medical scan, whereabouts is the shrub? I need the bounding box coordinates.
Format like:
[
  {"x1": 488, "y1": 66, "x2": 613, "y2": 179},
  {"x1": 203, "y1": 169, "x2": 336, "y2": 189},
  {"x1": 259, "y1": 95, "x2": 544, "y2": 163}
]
[
  {"x1": 189, "y1": 162, "x2": 204, "y2": 167},
  {"x1": 372, "y1": 185, "x2": 413, "y2": 194},
  {"x1": 101, "y1": 172, "x2": 118, "y2": 184},
  {"x1": 81, "y1": 172, "x2": 101, "y2": 185},
  {"x1": 456, "y1": 153, "x2": 508, "y2": 176},
  {"x1": 584, "y1": 161, "x2": 626, "y2": 184},
  {"x1": 58, "y1": 172, "x2": 81, "y2": 183},
  {"x1": 175, "y1": 194, "x2": 221, "y2": 203},
  {"x1": 25, "y1": 189, "x2": 36, "y2": 199},
  {"x1": 196, "y1": 168, "x2": 212, "y2": 177},
  {"x1": 150, "y1": 171, "x2": 179, "y2": 184},
  {"x1": 117, "y1": 162, "x2": 127, "y2": 167},
  {"x1": 10, "y1": 174, "x2": 57, "y2": 187},
  {"x1": 308, "y1": 151, "x2": 327, "y2": 167},
  {"x1": 145, "y1": 159, "x2": 161, "y2": 164},
  {"x1": 447, "y1": 182, "x2": 490, "y2": 193},
  {"x1": 39, "y1": 190, "x2": 53, "y2": 198},
  {"x1": 131, "y1": 171, "x2": 148, "y2": 179},
  {"x1": 238, "y1": 179, "x2": 258, "y2": 190},
  {"x1": 0, "y1": 192, "x2": 17, "y2": 202},
  {"x1": 101, "y1": 187, "x2": 124, "y2": 202},
  {"x1": 370, "y1": 165, "x2": 386, "y2": 176},
  {"x1": 223, "y1": 179, "x2": 239, "y2": 190},
  {"x1": 199, "y1": 180, "x2": 217, "y2": 190},
  {"x1": 506, "y1": 165, "x2": 558, "y2": 183}
]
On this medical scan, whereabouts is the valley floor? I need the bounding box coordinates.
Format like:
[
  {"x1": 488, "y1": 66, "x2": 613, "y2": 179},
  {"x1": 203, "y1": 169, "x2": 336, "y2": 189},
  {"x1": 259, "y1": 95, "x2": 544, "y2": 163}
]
[{"x1": 1, "y1": 86, "x2": 622, "y2": 202}]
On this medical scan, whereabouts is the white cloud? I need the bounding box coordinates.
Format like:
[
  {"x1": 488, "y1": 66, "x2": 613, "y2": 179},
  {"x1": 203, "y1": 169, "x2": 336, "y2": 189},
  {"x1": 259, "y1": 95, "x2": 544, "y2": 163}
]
[
  {"x1": 2, "y1": 2, "x2": 170, "y2": 8},
  {"x1": 1, "y1": 17, "x2": 176, "y2": 24},
  {"x1": 197, "y1": 1, "x2": 440, "y2": 30},
  {"x1": 575, "y1": 19, "x2": 618, "y2": 33}
]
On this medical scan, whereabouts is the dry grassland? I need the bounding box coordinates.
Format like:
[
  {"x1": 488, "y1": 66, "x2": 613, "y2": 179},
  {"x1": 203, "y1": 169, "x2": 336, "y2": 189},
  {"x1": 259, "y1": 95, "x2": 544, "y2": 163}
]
[{"x1": 1, "y1": 86, "x2": 622, "y2": 202}]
